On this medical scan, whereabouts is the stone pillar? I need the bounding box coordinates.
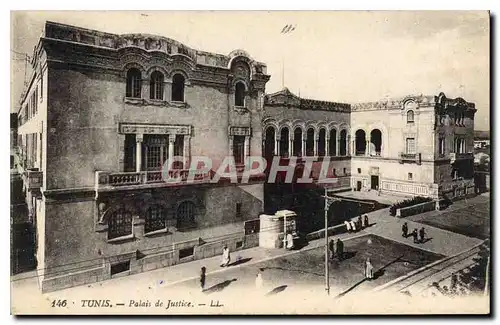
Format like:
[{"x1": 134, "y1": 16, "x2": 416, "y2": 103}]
[
  {"x1": 302, "y1": 137, "x2": 306, "y2": 157},
  {"x1": 275, "y1": 136, "x2": 280, "y2": 156},
  {"x1": 314, "y1": 136, "x2": 318, "y2": 156},
  {"x1": 325, "y1": 138, "x2": 330, "y2": 156},
  {"x1": 244, "y1": 136, "x2": 250, "y2": 161},
  {"x1": 183, "y1": 135, "x2": 190, "y2": 169},
  {"x1": 135, "y1": 134, "x2": 143, "y2": 172},
  {"x1": 336, "y1": 138, "x2": 340, "y2": 156},
  {"x1": 288, "y1": 137, "x2": 293, "y2": 157},
  {"x1": 229, "y1": 135, "x2": 234, "y2": 156},
  {"x1": 366, "y1": 137, "x2": 371, "y2": 156},
  {"x1": 168, "y1": 135, "x2": 175, "y2": 165},
  {"x1": 118, "y1": 134, "x2": 126, "y2": 172}
]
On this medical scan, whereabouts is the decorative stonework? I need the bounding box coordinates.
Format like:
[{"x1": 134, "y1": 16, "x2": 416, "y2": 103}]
[
  {"x1": 265, "y1": 88, "x2": 350, "y2": 112},
  {"x1": 229, "y1": 126, "x2": 252, "y2": 136},
  {"x1": 119, "y1": 123, "x2": 192, "y2": 135}
]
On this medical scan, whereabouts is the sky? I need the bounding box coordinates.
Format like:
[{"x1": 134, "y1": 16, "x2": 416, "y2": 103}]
[{"x1": 10, "y1": 11, "x2": 490, "y2": 130}]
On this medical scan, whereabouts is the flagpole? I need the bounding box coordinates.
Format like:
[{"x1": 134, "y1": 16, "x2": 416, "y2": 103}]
[{"x1": 280, "y1": 24, "x2": 296, "y2": 90}]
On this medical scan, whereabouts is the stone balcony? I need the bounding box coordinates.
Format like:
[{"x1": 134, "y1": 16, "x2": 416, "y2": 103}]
[
  {"x1": 398, "y1": 152, "x2": 422, "y2": 165},
  {"x1": 95, "y1": 169, "x2": 212, "y2": 193},
  {"x1": 22, "y1": 170, "x2": 43, "y2": 193},
  {"x1": 450, "y1": 152, "x2": 474, "y2": 164}
]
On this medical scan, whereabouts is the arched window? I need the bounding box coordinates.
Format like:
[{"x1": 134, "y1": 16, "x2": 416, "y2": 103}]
[
  {"x1": 108, "y1": 207, "x2": 133, "y2": 240},
  {"x1": 264, "y1": 126, "x2": 276, "y2": 158},
  {"x1": 355, "y1": 129, "x2": 367, "y2": 156},
  {"x1": 329, "y1": 129, "x2": 337, "y2": 156},
  {"x1": 407, "y1": 110, "x2": 415, "y2": 123},
  {"x1": 235, "y1": 82, "x2": 246, "y2": 107},
  {"x1": 150, "y1": 71, "x2": 164, "y2": 100},
  {"x1": 306, "y1": 128, "x2": 315, "y2": 156},
  {"x1": 171, "y1": 74, "x2": 185, "y2": 102},
  {"x1": 279, "y1": 127, "x2": 290, "y2": 157},
  {"x1": 339, "y1": 129, "x2": 347, "y2": 156},
  {"x1": 177, "y1": 201, "x2": 196, "y2": 230},
  {"x1": 145, "y1": 205, "x2": 167, "y2": 233},
  {"x1": 126, "y1": 68, "x2": 142, "y2": 98},
  {"x1": 293, "y1": 128, "x2": 302, "y2": 157},
  {"x1": 318, "y1": 129, "x2": 326, "y2": 157},
  {"x1": 370, "y1": 129, "x2": 382, "y2": 156}
]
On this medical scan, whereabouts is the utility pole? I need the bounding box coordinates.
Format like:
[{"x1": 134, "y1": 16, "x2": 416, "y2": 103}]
[{"x1": 322, "y1": 183, "x2": 339, "y2": 296}]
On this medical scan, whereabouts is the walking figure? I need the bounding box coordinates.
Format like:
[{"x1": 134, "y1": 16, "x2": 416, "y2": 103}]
[
  {"x1": 363, "y1": 215, "x2": 369, "y2": 228},
  {"x1": 329, "y1": 239, "x2": 335, "y2": 260},
  {"x1": 419, "y1": 227, "x2": 426, "y2": 243},
  {"x1": 255, "y1": 272, "x2": 263, "y2": 291},
  {"x1": 200, "y1": 267, "x2": 206, "y2": 291},
  {"x1": 412, "y1": 229, "x2": 419, "y2": 243},
  {"x1": 357, "y1": 216, "x2": 363, "y2": 229},
  {"x1": 350, "y1": 220, "x2": 357, "y2": 232},
  {"x1": 402, "y1": 222, "x2": 408, "y2": 238},
  {"x1": 336, "y1": 238, "x2": 344, "y2": 261},
  {"x1": 365, "y1": 258, "x2": 374, "y2": 280},
  {"x1": 220, "y1": 245, "x2": 231, "y2": 267},
  {"x1": 344, "y1": 220, "x2": 351, "y2": 233}
]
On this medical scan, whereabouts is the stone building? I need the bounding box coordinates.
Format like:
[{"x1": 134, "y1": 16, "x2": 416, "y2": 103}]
[
  {"x1": 262, "y1": 89, "x2": 476, "y2": 202},
  {"x1": 15, "y1": 21, "x2": 269, "y2": 292},
  {"x1": 349, "y1": 93, "x2": 476, "y2": 200},
  {"x1": 15, "y1": 21, "x2": 476, "y2": 292}
]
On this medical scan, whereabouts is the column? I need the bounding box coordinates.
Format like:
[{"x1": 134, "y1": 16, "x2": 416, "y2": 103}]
[
  {"x1": 275, "y1": 136, "x2": 280, "y2": 156},
  {"x1": 366, "y1": 137, "x2": 371, "y2": 156},
  {"x1": 229, "y1": 136, "x2": 234, "y2": 156},
  {"x1": 314, "y1": 136, "x2": 318, "y2": 156},
  {"x1": 135, "y1": 134, "x2": 143, "y2": 172},
  {"x1": 336, "y1": 138, "x2": 340, "y2": 156},
  {"x1": 183, "y1": 135, "x2": 190, "y2": 169},
  {"x1": 244, "y1": 136, "x2": 250, "y2": 161},
  {"x1": 168, "y1": 135, "x2": 175, "y2": 166},
  {"x1": 302, "y1": 137, "x2": 306, "y2": 157},
  {"x1": 325, "y1": 138, "x2": 330, "y2": 156}
]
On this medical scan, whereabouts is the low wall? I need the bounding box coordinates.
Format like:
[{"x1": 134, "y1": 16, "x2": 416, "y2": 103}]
[
  {"x1": 396, "y1": 200, "x2": 436, "y2": 218},
  {"x1": 305, "y1": 223, "x2": 347, "y2": 241},
  {"x1": 41, "y1": 232, "x2": 260, "y2": 293}
]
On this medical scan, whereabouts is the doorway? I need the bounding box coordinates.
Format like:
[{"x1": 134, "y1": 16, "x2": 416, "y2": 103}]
[
  {"x1": 371, "y1": 175, "x2": 379, "y2": 190},
  {"x1": 356, "y1": 181, "x2": 362, "y2": 191}
]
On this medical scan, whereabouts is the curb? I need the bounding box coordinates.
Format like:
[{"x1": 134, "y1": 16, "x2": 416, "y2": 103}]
[{"x1": 371, "y1": 240, "x2": 485, "y2": 293}]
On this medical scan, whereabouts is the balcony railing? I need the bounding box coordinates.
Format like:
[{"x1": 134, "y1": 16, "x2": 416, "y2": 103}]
[
  {"x1": 95, "y1": 169, "x2": 212, "y2": 190},
  {"x1": 398, "y1": 152, "x2": 422, "y2": 165},
  {"x1": 450, "y1": 152, "x2": 474, "y2": 163}
]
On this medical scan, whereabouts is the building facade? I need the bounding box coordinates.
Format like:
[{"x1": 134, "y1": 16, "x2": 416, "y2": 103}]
[
  {"x1": 15, "y1": 21, "x2": 477, "y2": 292},
  {"x1": 16, "y1": 21, "x2": 270, "y2": 292}
]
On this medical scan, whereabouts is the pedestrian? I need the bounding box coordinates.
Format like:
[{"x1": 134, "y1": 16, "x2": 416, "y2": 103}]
[
  {"x1": 344, "y1": 220, "x2": 351, "y2": 233},
  {"x1": 200, "y1": 266, "x2": 206, "y2": 291},
  {"x1": 365, "y1": 257, "x2": 374, "y2": 280},
  {"x1": 412, "y1": 229, "x2": 418, "y2": 244},
  {"x1": 402, "y1": 222, "x2": 408, "y2": 238},
  {"x1": 329, "y1": 239, "x2": 335, "y2": 260},
  {"x1": 220, "y1": 245, "x2": 231, "y2": 267},
  {"x1": 363, "y1": 215, "x2": 369, "y2": 228},
  {"x1": 336, "y1": 238, "x2": 344, "y2": 261},
  {"x1": 419, "y1": 227, "x2": 426, "y2": 243},
  {"x1": 357, "y1": 216, "x2": 363, "y2": 229},
  {"x1": 350, "y1": 220, "x2": 357, "y2": 232},
  {"x1": 255, "y1": 272, "x2": 263, "y2": 291}
]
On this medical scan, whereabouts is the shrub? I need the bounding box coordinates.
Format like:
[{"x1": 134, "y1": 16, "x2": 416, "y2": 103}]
[{"x1": 389, "y1": 196, "x2": 433, "y2": 216}]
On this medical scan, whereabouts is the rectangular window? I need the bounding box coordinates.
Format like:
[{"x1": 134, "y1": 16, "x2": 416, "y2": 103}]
[
  {"x1": 357, "y1": 168, "x2": 361, "y2": 174},
  {"x1": 144, "y1": 135, "x2": 168, "y2": 171},
  {"x1": 408, "y1": 173, "x2": 413, "y2": 180},
  {"x1": 124, "y1": 134, "x2": 136, "y2": 172},
  {"x1": 439, "y1": 137, "x2": 445, "y2": 155},
  {"x1": 343, "y1": 168, "x2": 347, "y2": 175},
  {"x1": 333, "y1": 168, "x2": 336, "y2": 176},
  {"x1": 110, "y1": 261, "x2": 130, "y2": 276},
  {"x1": 179, "y1": 247, "x2": 194, "y2": 259},
  {"x1": 233, "y1": 135, "x2": 245, "y2": 165},
  {"x1": 173, "y1": 135, "x2": 184, "y2": 169},
  {"x1": 405, "y1": 138, "x2": 416, "y2": 154}
]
